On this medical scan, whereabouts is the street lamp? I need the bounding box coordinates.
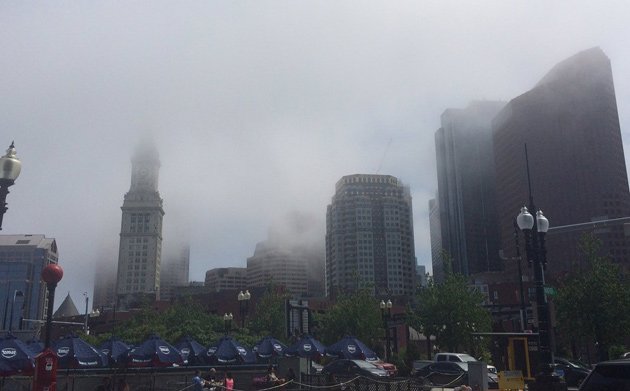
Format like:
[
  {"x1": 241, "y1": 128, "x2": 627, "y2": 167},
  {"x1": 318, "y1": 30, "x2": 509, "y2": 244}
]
[
  {"x1": 238, "y1": 290, "x2": 251, "y2": 328},
  {"x1": 83, "y1": 292, "x2": 89, "y2": 334},
  {"x1": 379, "y1": 299, "x2": 392, "y2": 362},
  {"x1": 223, "y1": 312, "x2": 233, "y2": 335},
  {"x1": 34, "y1": 263, "x2": 63, "y2": 391},
  {"x1": 516, "y1": 205, "x2": 565, "y2": 390},
  {"x1": 0, "y1": 142, "x2": 22, "y2": 230}
]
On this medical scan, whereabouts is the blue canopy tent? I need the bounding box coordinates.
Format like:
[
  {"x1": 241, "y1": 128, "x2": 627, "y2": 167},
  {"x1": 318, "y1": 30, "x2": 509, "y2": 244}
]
[
  {"x1": 325, "y1": 336, "x2": 379, "y2": 361},
  {"x1": 285, "y1": 335, "x2": 326, "y2": 359},
  {"x1": 99, "y1": 337, "x2": 131, "y2": 366},
  {"x1": 205, "y1": 336, "x2": 256, "y2": 364},
  {"x1": 53, "y1": 334, "x2": 107, "y2": 369},
  {"x1": 174, "y1": 336, "x2": 206, "y2": 366},
  {"x1": 128, "y1": 334, "x2": 183, "y2": 367},
  {"x1": 253, "y1": 336, "x2": 287, "y2": 359},
  {"x1": 0, "y1": 334, "x2": 35, "y2": 376}
]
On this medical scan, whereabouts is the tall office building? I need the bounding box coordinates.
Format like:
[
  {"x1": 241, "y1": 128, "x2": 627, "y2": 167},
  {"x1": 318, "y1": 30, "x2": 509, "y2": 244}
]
[
  {"x1": 116, "y1": 143, "x2": 165, "y2": 308},
  {"x1": 247, "y1": 212, "x2": 325, "y2": 297},
  {"x1": 0, "y1": 234, "x2": 59, "y2": 332},
  {"x1": 493, "y1": 47, "x2": 630, "y2": 277},
  {"x1": 205, "y1": 267, "x2": 247, "y2": 292},
  {"x1": 326, "y1": 174, "x2": 416, "y2": 297},
  {"x1": 434, "y1": 101, "x2": 506, "y2": 280},
  {"x1": 92, "y1": 259, "x2": 116, "y2": 310},
  {"x1": 161, "y1": 245, "x2": 190, "y2": 301},
  {"x1": 428, "y1": 197, "x2": 443, "y2": 282}
]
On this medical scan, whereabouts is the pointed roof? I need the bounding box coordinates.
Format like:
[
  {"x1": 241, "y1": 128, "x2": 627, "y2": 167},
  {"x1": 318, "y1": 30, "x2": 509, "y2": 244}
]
[{"x1": 53, "y1": 293, "x2": 80, "y2": 319}]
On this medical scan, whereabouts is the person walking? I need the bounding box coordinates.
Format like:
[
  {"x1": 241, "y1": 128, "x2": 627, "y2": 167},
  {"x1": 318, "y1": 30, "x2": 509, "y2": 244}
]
[
  {"x1": 224, "y1": 372, "x2": 234, "y2": 391},
  {"x1": 193, "y1": 370, "x2": 207, "y2": 391}
]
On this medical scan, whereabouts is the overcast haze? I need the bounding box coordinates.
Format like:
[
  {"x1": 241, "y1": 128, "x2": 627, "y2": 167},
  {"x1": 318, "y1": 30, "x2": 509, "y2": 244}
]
[{"x1": 2, "y1": 1, "x2": 630, "y2": 308}]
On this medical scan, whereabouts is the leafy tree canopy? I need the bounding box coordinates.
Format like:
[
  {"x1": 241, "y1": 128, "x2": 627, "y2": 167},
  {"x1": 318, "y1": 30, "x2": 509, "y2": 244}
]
[
  {"x1": 556, "y1": 233, "x2": 630, "y2": 358},
  {"x1": 315, "y1": 288, "x2": 383, "y2": 347},
  {"x1": 411, "y1": 271, "x2": 491, "y2": 353}
]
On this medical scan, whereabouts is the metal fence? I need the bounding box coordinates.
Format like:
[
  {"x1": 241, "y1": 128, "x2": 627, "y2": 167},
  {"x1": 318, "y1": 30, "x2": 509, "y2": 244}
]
[{"x1": 0, "y1": 371, "x2": 457, "y2": 391}]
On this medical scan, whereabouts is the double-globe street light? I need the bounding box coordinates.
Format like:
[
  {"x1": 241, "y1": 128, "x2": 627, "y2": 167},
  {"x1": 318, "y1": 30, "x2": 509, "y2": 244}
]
[
  {"x1": 223, "y1": 312, "x2": 233, "y2": 335},
  {"x1": 0, "y1": 142, "x2": 22, "y2": 230},
  {"x1": 516, "y1": 205, "x2": 566, "y2": 391},
  {"x1": 379, "y1": 299, "x2": 392, "y2": 362},
  {"x1": 237, "y1": 290, "x2": 251, "y2": 328}
]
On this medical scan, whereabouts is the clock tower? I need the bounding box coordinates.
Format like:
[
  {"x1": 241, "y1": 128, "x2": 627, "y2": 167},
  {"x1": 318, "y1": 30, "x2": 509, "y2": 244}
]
[{"x1": 116, "y1": 142, "x2": 165, "y2": 308}]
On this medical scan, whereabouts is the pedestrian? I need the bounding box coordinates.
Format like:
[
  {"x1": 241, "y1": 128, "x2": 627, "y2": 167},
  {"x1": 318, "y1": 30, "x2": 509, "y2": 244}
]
[
  {"x1": 224, "y1": 371, "x2": 234, "y2": 391},
  {"x1": 285, "y1": 368, "x2": 296, "y2": 383},
  {"x1": 193, "y1": 370, "x2": 207, "y2": 391},
  {"x1": 205, "y1": 368, "x2": 220, "y2": 389},
  {"x1": 116, "y1": 378, "x2": 130, "y2": 391},
  {"x1": 95, "y1": 377, "x2": 112, "y2": 391}
]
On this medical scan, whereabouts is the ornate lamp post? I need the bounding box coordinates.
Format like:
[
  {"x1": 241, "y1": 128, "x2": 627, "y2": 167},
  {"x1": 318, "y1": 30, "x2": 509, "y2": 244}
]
[
  {"x1": 237, "y1": 290, "x2": 251, "y2": 328},
  {"x1": 517, "y1": 205, "x2": 566, "y2": 391},
  {"x1": 33, "y1": 263, "x2": 63, "y2": 391},
  {"x1": 379, "y1": 299, "x2": 392, "y2": 362},
  {"x1": 223, "y1": 312, "x2": 233, "y2": 335},
  {"x1": 0, "y1": 142, "x2": 22, "y2": 230}
]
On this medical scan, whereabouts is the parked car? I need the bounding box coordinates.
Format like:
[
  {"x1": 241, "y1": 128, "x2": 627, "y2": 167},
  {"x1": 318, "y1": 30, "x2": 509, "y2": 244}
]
[
  {"x1": 553, "y1": 357, "x2": 591, "y2": 388},
  {"x1": 434, "y1": 352, "x2": 497, "y2": 374},
  {"x1": 322, "y1": 359, "x2": 389, "y2": 378},
  {"x1": 413, "y1": 361, "x2": 499, "y2": 389},
  {"x1": 578, "y1": 359, "x2": 630, "y2": 390},
  {"x1": 373, "y1": 361, "x2": 398, "y2": 376}
]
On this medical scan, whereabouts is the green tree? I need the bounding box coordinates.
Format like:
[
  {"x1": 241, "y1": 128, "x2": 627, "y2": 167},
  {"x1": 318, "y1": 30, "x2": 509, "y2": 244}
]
[
  {"x1": 102, "y1": 298, "x2": 224, "y2": 346},
  {"x1": 411, "y1": 273, "x2": 491, "y2": 353},
  {"x1": 315, "y1": 288, "x2": 383, "y2": 347},
  {"x1": 556, "y1": 234, "x2": 630, "y2": 360},
  {"x1": 248, "y1": 285, "x2": 290, "y2": 341}
]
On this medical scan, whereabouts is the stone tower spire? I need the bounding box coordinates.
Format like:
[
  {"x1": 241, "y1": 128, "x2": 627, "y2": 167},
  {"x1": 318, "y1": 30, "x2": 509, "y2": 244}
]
[{"x1": 116, "y1": 141, "x2": 165, "y2": 308}]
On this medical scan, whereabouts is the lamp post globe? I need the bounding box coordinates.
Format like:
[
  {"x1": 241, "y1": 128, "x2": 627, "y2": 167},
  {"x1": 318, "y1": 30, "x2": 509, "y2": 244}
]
[
  {"x1": 0, "y1": 142, "x2": 22, "y2": 230},
  {"x1": 41, "y1": 264, "x2": 64, "y2": 286}
]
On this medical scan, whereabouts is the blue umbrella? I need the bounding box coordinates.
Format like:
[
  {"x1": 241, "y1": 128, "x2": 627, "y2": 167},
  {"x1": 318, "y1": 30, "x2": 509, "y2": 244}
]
[
  {"x1": 53, "y1": 334, "x2": 107, "y2": 369},
  {"x1": 0, "y1": 334, "x2": 35, "y2": 376},
  {"x1": 253, "y1": 336, "x2": 287, "y2": 359},
  {"x1": 205, "y1": 336, "x2": 255, "y2": 364},
  {"x1": 174, "y1": 336, "x2": 206, "y2": 365},
  {"x1": 99, "y1": 337, "x2": 131, "y2": 366},
  {"x1": 285, "y1": 335, "x2": 326, "y2": 359},
  {"x1": 128, "y1": 334, "x2": 183, "y2": 367},
  {"x1": 325, "y1": 336, "x2": 378, "y2": 361},
  {"x1": 26, "y1": 339, "x2": 44, "y2": 355}
]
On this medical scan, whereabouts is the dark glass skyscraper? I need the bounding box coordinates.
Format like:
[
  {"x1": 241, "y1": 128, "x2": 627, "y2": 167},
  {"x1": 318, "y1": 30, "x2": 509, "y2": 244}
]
[
  {"x1": 493, "y1": 47, "x2": 630, "y2": 277},
  {"x1": 434, "y1": 101, "x2": 506, "y2": 281},
  {"x1": 326, "y1": 174, "x2": 416, "y2": 297}
]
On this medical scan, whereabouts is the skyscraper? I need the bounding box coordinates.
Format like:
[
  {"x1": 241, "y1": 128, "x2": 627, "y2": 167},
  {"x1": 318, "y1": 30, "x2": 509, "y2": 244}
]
[
  {"x1": 92, "y1": 258, "x2": 116, "y2": 310},
  {"x1": 160, "y1": 245, "x2": 190, "y2": 301},
  {"x1": 116, "y1": 143, "x2": 164, "y2": 308},
  {"x1": 493, "y1": 47, "x2": 630, "y2": 277},
  {"x1": 0, "y1": 234, "x2": 59, "y2": 332},
  {"x1": 326, "y1": 174, "x2": 416, "y2": 297},
  {"x1": 247, "y1": 212, "x2": 325, "y2": 297},
  {"x1": 428, "y1": 197, "x2": 443, "y2": 282},
  {"x1": 434, "y1": 101, "x2": 506, "y2": 280}
]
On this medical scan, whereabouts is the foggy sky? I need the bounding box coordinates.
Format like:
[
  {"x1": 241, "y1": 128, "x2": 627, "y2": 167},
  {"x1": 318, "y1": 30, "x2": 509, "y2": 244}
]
[{"x1": 2, "y1": 1, "x2": 630, "y2": 308}]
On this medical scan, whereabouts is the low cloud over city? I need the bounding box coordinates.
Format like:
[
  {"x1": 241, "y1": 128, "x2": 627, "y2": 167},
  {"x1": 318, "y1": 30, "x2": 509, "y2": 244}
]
[{"x1": 2, "y1": 1, "x2": 630, "y2": 305}]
